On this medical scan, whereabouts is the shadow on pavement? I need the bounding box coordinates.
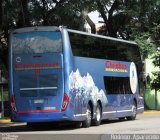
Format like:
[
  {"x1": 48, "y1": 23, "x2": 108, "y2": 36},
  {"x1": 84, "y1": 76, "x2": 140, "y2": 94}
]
[{"x1": 0, "y1": 118, "x2": 137, "y2": 133}]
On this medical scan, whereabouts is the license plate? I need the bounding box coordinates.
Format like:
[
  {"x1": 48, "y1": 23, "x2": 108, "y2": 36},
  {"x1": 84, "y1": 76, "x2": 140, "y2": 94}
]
[{"x1": 34, "y1": 99, "x2": 44, "y2": 104}]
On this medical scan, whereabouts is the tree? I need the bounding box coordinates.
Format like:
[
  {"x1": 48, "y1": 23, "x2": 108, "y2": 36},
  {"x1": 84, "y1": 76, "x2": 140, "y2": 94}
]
[
  {"x1": 152, "y1": 51, "x2": 160, "y2": 90},
  {"x1": 0, "y1": 0, "x2": 8, "y2": 69},
  {"x1": 104, "y1": 0, "x2": 159, "y2": 57},
  {"x1": 134, "y1": 32, "x2": 156, "y2": 58},
  {"x1": 151, "y1": 23, "x2": 160, "y2": 90},
  {"x1": 95, "y1": 0, "x2": 134, "y2": 38}
]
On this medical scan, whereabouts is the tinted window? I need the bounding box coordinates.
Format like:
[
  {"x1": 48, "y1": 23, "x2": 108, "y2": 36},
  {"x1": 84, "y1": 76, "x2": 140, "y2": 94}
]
[
  {"x1": 12, "y1": 31, "x2": 62, "y2": 54},
  {"x1": 69, "y1": 32, "x2": 142, "y2": 80},
  {"x1": 68, "y1": 32, "x2": 141, "y2": 62},
  {"x1": 104, "y1": 76, "x2": 132, "y2": 94}
]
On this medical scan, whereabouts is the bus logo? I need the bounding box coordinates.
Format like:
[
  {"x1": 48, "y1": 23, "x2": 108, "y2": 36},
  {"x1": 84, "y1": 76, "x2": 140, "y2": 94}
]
[
  {"x1": 16, "y1": 57, "x2": 21, "y2": 63},
  {"x1": 130, "y1": 62, "x2": 138, "y2": 94},
  {"x1": 105, "y1": 60, "x2": 128, "y2": 73}
]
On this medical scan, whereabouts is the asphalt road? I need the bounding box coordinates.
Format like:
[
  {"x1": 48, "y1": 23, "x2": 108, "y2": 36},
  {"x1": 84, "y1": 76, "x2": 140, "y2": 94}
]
[{"x1": 0, "y1": 113, "x2": 160, "y2": 140}]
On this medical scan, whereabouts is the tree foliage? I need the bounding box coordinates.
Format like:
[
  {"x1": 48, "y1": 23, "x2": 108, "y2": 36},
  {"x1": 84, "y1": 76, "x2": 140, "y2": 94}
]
[
  {"x1": 0, "y1": 0, "x2": 160, "y2": 77},
  {"x1": 151, "y1": 24, "x2": 160, "y2": 90},
  {"x1": 95, "y1": 0, "x2": 159, "y2": 58}
]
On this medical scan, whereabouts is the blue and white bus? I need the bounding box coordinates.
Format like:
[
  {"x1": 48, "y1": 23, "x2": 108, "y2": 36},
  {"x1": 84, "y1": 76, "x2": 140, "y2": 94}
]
[{"x1": 9, "y1": 26, "x2": 144, "y2": 127}]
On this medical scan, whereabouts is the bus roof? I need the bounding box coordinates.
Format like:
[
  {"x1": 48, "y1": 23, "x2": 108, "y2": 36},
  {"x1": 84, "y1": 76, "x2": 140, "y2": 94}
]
[
  {"x1": 11, "y1": 26, "x2": 60, "y2": 34},
  {"x1": 11, "y1": 26, "x2": 137, "y2": 46},
  {"x1": 66, "y1": 28, "x2": 137, "y2": 46}
]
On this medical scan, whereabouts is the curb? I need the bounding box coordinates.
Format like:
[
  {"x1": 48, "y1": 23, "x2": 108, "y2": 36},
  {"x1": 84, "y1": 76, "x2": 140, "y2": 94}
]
[
  {"x1": 0, "y1": 119, "x2": 11, "y2": 123},
  {"x1": 143, "y1": 111, "x2": 160, "y2": 114}
]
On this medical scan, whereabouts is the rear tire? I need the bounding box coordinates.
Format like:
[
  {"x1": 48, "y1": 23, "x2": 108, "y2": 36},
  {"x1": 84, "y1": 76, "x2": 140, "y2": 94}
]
[
  {"x1": 82, "y1": 104, "x2": 92, "y2": 128},
  {"x1": 26, "y1": 122, "x2": 40, "y2": 128},
  {"x1": 119, "y1": 117, "x2": 126, "y2": 121},
  {"x1": 75, "y1": 122, "x2": 82, "y2": 128},
  {"x1": 92, "y1": 104, "x2": 101, "y2": 126},
  {"x1": 127, "y1": 102, "x2": 137, "y2": 120}
]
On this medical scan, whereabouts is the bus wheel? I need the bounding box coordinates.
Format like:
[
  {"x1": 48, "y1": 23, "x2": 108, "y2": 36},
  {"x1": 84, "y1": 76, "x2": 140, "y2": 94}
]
[
  {"x1": 119, "y1": 117, "x2": 126, "y2": 121},
  {"x1": 127, "y1": 102, "x2": 137, "y2": 120},
  {"x1": 26, "y1": 122, "x2": 40, "y2": 128},
  {"x1": 75, "y1": 122, "x2": 82, "y2": 128},
  {"x1": 82, "y1": 104, "x2": 92, "y2": 128},
  {"x1": 92, "y1": 103, "x2": 101, "y2": 126}
]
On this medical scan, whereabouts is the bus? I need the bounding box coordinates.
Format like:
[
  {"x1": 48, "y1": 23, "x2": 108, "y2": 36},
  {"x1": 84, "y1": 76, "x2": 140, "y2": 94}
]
[{"x1": 9, "y1": 26, "x2": 144, "y2": 127}]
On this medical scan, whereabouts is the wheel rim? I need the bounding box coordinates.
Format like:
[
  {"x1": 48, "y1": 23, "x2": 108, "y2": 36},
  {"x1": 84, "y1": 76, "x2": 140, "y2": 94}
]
[
  {"x1": 96, "y1": 107, "x2": 101, "y2": 121},
  {"x1": 86, "y1": 106, "x2": 91, "y2": 124},
  {"x1": 132, "y1": 105, "x2": 136, "y2": 117}
]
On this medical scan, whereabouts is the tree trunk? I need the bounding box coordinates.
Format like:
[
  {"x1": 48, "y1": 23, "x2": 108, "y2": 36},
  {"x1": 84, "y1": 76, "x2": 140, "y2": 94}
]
[
  {"x1": 82, "y1": 9, "x2": 96, "y2": 34},
  {"x1": 85, "y1": 15, "x2": 96, "y2": 34},
  {"x1": 17, "y1": 0, "x2": 30, "y2": 27},
  {"x1": 0, "y1": 0, "x2": 4, "y2": 30},
  {"x1": 96, "y1": 0, "x2": 120, "y2": 37}
]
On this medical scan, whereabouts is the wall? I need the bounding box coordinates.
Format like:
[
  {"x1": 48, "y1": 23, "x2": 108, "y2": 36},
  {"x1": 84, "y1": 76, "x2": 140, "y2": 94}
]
[{"x1": 144, "y1": 56, "x2": 160, "y2": 110}]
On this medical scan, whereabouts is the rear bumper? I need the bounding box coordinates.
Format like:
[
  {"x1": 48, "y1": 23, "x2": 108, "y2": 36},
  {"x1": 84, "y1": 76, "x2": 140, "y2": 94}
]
[{"x1": 11, "y1": 111, "x2": 74, "y2": 122}]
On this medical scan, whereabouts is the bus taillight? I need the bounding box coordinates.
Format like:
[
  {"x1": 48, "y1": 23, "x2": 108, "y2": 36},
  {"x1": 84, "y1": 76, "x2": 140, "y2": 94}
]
[
  {"x1": 61, "y1": 93, "x2": 70, "y2": 111},
  {"x1": 10, "y1": 95, "x2": 17, "y2": 112}
]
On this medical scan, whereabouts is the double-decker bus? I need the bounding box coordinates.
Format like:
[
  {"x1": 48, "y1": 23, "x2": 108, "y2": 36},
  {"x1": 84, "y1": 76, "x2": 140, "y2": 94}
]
[{"x1": 9, "y1": 26, "x2": 144, "y2": 127}]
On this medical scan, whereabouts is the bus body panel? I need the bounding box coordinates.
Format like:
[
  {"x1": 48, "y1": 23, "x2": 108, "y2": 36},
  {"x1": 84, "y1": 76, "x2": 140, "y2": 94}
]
[{"x1": 70, "y1": 56, "x2": 144, "y2": 120}]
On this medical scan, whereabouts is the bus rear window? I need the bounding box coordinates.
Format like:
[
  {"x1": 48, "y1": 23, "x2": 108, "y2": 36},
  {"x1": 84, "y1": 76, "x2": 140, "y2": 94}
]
[{"x1": 12, "y1": 31, "x2": 62, "y2": 54}]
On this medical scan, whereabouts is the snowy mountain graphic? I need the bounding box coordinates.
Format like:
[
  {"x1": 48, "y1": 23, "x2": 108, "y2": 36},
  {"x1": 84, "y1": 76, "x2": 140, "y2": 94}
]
[{"x1": 69, "y1": 69, "x2": 108, "y2": 105}]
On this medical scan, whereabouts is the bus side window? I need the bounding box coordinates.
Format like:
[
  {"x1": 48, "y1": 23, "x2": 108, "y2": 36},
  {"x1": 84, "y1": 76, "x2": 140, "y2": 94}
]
[{"x1": 103, "y1": 76, "x2": 132, "y2": 95}]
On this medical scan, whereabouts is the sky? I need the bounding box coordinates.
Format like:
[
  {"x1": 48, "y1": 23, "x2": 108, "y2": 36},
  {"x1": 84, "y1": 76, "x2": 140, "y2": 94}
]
[{"x1": 88, "y1": 11, "x2": 104, "y2": 24}]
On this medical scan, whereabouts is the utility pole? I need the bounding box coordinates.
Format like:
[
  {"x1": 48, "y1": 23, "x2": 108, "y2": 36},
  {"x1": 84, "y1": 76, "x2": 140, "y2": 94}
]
[
  {"x1": 155, "y1": 88, "x2": 157, "y2": 110},
  {"x1": 0, "y1": 69, "x2": 4, "y2": 118},
  {"x1": 0, "y1": 83, "x2": 4, "y2": 118}
]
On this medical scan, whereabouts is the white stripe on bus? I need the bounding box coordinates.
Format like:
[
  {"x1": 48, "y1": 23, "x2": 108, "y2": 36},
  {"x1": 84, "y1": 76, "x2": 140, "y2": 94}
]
[
  {"x1": 74, "y1": 114, "x2": 86, "y2": 117},
  {"x1": 137, "y1": 107, "x2": 144, "y2": 110},
  {"x1": 103, "y1": 110, "x2": 131, "y2": 114},
  {"x1": 117, "y1": 109, "x2": 132, "y2": 113},
  {"x1": 103, "y1": 111, "x2": 116, "y2": 114},
  {"x1": 74, "y1": 107, "x2": 144, "y2": 117},
  {"x1": 20, "y1": 87, "x2": 57, "y2": 91}
]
